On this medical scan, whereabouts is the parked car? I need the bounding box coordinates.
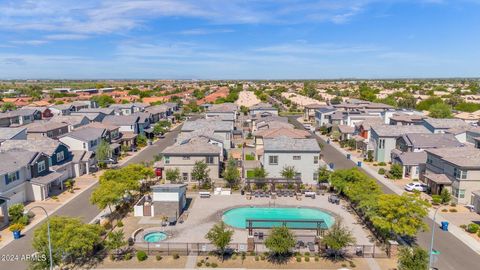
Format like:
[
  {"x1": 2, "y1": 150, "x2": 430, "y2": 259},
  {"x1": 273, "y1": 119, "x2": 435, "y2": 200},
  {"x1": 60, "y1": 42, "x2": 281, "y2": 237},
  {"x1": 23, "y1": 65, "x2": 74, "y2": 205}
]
[
  {"x1": 404, "y1": 182, "x2": 427, "y2": 192},
  {"x1": 303, "y1": 124, "x2": 312, "y2": 130}
]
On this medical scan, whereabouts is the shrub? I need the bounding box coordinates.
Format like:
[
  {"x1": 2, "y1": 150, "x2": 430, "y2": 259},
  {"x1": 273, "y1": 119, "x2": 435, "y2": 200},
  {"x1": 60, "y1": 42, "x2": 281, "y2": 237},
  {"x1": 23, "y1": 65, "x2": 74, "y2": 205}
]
[
  {"x1": 205, "y1": 262, "x2": 211, "y2": 267},
  {"x1": 136, "y1": 250, "x2": 148, "y2": 261},
  {"x1": 478, "y1": 230, "x2": 480, "y2": 238},
  {"x1": 441, "y1": 209, "x2": 448, "y2": 212},
  {"x1": 304, "y1": 252, "x2": 310, "y2": 257},
  {"x1": 431, "y1": 195, "x2": 442, "y2": 205},
  {"x1": 197, "y1": 262, "x2": 203, "y2": 267},
  {"x1": 305, "y1": 257, "x2": 310, "y2": 262},
  {"x1": 350, "y1": 261, "x2": 356, "y2": 268},
  {"x1": 232, "y1": 254, "x2": 237, "y2": 260},
  {"x1": 241, "y1": 252, "x2": 246, "y2": 261},
  {"x1": 449, "y1": 208, "x2": 457, "y2": 212},
  {"x1": 378, "y1": 168, "x2": 385, "y2": 175},
  {"x1": 125, "y1": 253, "x2": 132, "y2": 260},
  {"x1": 211, "y1": 262, "x2": 218, "y2": 268},
  {"x1": 117, "y1": 220, "x2": 124, "y2": 227},
  {"x1": 450, "y1": 202, "x2": 457, "y2": 207},
  {"x1": 378, "y1": 162, "x2": 387, "y2": 166},
  {"x1": 460, "y1": 224, "x2": 467, "y2": 230},
  {"x1": 314, "y1": 256, "x2": 319, "y2": 262},
  {"x1": 156, "y1": 255, "x2": 162, "y2": 261},
  {"x1": 342, "y1": 263, "x2": 347, "y2": 267},
  {"x1": 440, "y1": 189, "x2": 452, "y2": 204},
  {"x1": 467, "y1": 223, "x2": 480, "y2": 234},
  {"x1": 296, "y1": 256, "x2": 301, "y2": 262},
  {"x1": 260, "y1": 255, "x2": 265, "y2": 260},
  {"x1": 373, "y1": 163, "x2": 378, "y2": 166},
  {"x1": 249, "y1": 251, "x2": 255, "y2": 256},
  {"x1": 9, "y1": 223, "x2": 25, "y2": 232},
  {"x1": 255, "y1": 256, "x2": 259, "y2": 261},
  {"x1": 173, "y1": 253, "x2": 180, "y2": 259}
]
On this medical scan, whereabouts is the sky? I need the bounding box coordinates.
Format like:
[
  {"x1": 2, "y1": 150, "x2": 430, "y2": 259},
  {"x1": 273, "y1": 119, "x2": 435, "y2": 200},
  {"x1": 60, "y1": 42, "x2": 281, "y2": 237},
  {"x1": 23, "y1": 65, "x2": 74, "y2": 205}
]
[{"x1": 0, "y1": 0, "x2": 479, "y2": 79}]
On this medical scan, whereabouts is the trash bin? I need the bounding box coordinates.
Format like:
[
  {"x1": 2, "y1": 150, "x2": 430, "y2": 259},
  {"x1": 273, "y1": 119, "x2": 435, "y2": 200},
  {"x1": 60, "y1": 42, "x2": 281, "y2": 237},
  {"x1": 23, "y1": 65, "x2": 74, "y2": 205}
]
[
  {"x1": 13, "y1": 230, "x2": 21, "y2": 239},
  {"x1": 329, "y1": 163, "x2": 335, "y2": 170},
  {"x1": 357, "y1": 161, "x2": 362, "y2": 167},
  {"x1": 346, "y1": 154, "x2": 351, "y2": 160},
  {"x1": 327, "y1": 139, "x2": 331, "y2": 144},
  {"x1": 441, "y1": 221, "x2": 449, "y2": 231}
]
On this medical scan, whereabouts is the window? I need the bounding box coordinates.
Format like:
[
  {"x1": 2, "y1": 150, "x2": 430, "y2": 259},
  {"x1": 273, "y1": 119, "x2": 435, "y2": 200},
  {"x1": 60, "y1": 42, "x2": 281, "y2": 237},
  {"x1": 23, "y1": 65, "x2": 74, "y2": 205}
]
[
  {"x1": 5, "y1": 171, "x2": 20, "y2": 185},
  {"x1": 164, "y1": 156, "x2": 170, "y2": 164},
  {"x1": 90, "y1": 140, "x2": 98, "y2": 148},
  {"x1": 295, "y1": 172, "x2": 302, "y2": 179},
  {"x1": 452, "y1": 188, "x2": 466, "y2": 199},
  {"x1": 269, "y1": 155, "x2": 278, "y2": 165},
  {"x1": 314, "y1": 156, "x2": 319, "y2": 164},
  {"x1": 182, "y1": 173, "x2": 188, "y2": 182},
  {"x1": 426, "y1": 156, "x2": 433, "y2": 164},
  {"x1": 293, "y1": 156, "x2": 301, "y2": 160},
  {"x1": 454, "y1": 168, "x2": 467, "y2": 179},
  {"x1": 56, "y1": 151, "x2": 65, "y2": 162},
  {"x1": 37, "y1": 160, "x2": 46, "y2": 173},
  {"x1": 379, "y1": 139, "x2": 385, "y2": 149},
  {"x1": 313, "y1": 172, "x2": 318, "y2": 181},
  {"x1": 47, "y1": 131, "x2": 53, "y2": 137},
  {"x1": 182, "y1": 156, "x2": 190, "y2": 160},
  {"x1": 206, "y1": 156, "x2": 214, "y2": 164}
]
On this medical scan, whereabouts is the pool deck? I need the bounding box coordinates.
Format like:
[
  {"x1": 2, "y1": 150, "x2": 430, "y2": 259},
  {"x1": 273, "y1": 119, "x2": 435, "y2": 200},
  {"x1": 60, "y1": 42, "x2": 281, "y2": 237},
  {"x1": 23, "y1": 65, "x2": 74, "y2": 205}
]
[{"x1": 137, "y1": 193, "x2": 373, "y2": 245}]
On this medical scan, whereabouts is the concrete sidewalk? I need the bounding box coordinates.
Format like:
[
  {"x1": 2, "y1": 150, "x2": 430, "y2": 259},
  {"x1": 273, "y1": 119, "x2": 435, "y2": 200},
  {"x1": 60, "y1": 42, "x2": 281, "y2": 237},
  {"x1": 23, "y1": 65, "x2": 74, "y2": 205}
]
[{"x1": 322, "y1": 134, "x2": 480, "y2": 255}]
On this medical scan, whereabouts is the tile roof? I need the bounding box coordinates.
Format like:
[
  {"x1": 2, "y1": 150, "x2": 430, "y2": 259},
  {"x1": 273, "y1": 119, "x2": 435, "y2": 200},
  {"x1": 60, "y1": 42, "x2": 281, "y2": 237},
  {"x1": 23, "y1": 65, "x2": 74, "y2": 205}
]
[
  {"x1": 426, "y1": 146, "x2": 480, "y2": 168},
  {"x1": 0, "y1": 127, "x2": 26, "y2": 140},
  {"x1": 401, "y1": 133, "x2": 463, "y2": 149},
  {"x1": 0, "y1": 138, "x2": 62, "y2": 156},
  {"x1": 393, "y1": 150, "x2": 427, "y2": 166},
  {"x1": 0, "y1": 150, "x2": 37, "y2": 174},
  {"x1": 102, "y1": 115, "x2": 139, "y2": 126},
  {"x1": 371, "y1": 124, "x2": 430, "y2": 137},
  {"x1": 254, "y1": 128, "x2": 311, "y2": 139},
  {"x1": 24, "y1": 121, "x2": 68, "y2": 133},
  {"x1": 182, "y1": 119, "x2": 233, "y2": 132},
  {"x1": 207, "y1": 103, "x2": 238, "y2": 113},
  {"x1": 50, "y1": 115, "x2": 89, "y2": 126},
  {"x1": 423, "y1": 118, "x2": 467, "y2": 129},
  {"x1": 263, "y1": 136, "x2": 320, "y2": 153},
  {"x1": 61, "y1": 127, "x2": 105, "y2": 141},
  {"x1": 162, "y1": 137, "x2": 222, "y2": 155}
]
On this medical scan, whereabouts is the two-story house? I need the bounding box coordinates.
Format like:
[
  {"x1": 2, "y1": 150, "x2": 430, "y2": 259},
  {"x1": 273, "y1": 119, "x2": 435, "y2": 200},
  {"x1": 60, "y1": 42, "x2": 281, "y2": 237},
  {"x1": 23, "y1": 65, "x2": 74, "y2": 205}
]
[
  {"x1": 21, "y1": 106, "x2": 53, "y2": 119},
  {"x1": 49, "y1": 115, "x2": 90, "y2": 132},
  {"x1": 59, "y1": 127, "x2": 106, "y2": 152},
  {"x1": 250, "y1": 103, "x2": 279, "y2": 117},
  {"x1": 24, "y1": 121, "x2": 69, "y2": 139},
  {"x1": 205, "y1": 103, "x2": 238, "y2": 122},
  {"x1": 370, "y1": 125, "x2": 430, "y2": 162},
  {"x1": 0, "y1": 109, "x2": 38, "y2": 127},
  {"x1": 262, "y1": 136, "x2": 321, "y2": 184},
  {"x1": 0, "y1": 127, "x2": 27, "y2": 143},
  {"x1": 422, "y1": 147, "x2": 480, "y2": 205},
  {"x1": 49, "y1": 104, "x2": 74, "y2": 116},
  {"x1": 102, "y1": 115, "x2": 140, "y2": 134},
  {"x1": 157, "y1": 137, "x2": 222, "y2": 183},
  {"x1": 181, "y1": 119, "x2": 234, "y2": 148},
  {"x1": 422, "y1": 118, "x2": 467, "y2": 134}
]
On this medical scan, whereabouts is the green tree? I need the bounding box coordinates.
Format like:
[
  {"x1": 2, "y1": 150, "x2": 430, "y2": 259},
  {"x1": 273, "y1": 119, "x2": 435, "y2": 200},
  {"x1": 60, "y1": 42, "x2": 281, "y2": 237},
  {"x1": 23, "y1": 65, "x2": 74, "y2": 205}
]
[
  {"x1": 428, "y1": 103, "x2": 452, "y2": 118},
  {"x1": 153, "y1": 120, "x2": 171, "y2": 135},
  {"x1": 8, "y1": 204, "x2": 29, "y2": 225},
  {"x1": 370, "y1": 193, "x2": 430, "y2": 238},
  {"x1": 388, "y1": 164, "x2": 403, "y2": 179},
  {"x1": 317, "y1": 166, "x2": 331, "y2": 183},
  {"x1": 192, "y1": 161, "x2": 211, "y2": 188},
  {"x1": 222, "y1": 158, "x2": 240, "y2": 188},
  {"x1": 265, "y1": 226, "x2": 296, "y2": 256},
  {"x1": 90, "y1": 180, "x2": 124, "y2": 213},
  {"x1": 1, "y1": 102, "x2": 16, "y2": 112},
  {"x1": 136, "y1": 134, "x2": 148, "y2": 147},
  {"x1": 252, "y1": 167, "x2": 268, "y2": 179},
  {"x1": 281, "y1": 165, "x2": 297, "y2": 179},
  {"x1": 397, "y1": 246, "x2": 429, "y2": 270},
  {"x1": 416, "y1": 97, "x2": 443, "y2": 111},
  {"x1": 105, "y1": 230, "x2": 127, "y2": 256},
  {"x1": 440, "y1": 188, "x2": 452, "y2": 204},
  {"x1": 165, "y1": 168, "x2": 181, "y2": 183},
  {"x1": 31, "y1": 216, "x2": 103, "y2": 269},
  {"x1": 205, "y1": 221, "x2": 234, "y2": 259},
  {"x1": 95, "y1": 139, "x2": 111, "y2": 165},
  {"x1": 322, "y1": 221, "x2": 356, "y2": 260},
  {"x1": 91, "y1": 94, "x2": 115, "y2": 108}
]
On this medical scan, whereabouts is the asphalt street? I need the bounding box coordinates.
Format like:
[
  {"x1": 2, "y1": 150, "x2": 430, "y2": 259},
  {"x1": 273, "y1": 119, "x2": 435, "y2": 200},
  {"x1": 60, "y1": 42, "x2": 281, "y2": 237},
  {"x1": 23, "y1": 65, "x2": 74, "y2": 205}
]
[
  {"x1": 0, "y1": 124, "x2": 182, "y2": 270},
  {"x1": 287, "y1": 115, "x2": 480, "y2": 270}
]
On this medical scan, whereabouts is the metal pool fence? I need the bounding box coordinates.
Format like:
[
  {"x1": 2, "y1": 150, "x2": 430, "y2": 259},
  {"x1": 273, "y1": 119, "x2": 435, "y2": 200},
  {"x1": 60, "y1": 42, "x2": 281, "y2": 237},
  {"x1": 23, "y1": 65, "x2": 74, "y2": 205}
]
[{"x1": 134, "y1": 242, "x2": 389, "y2": 258}]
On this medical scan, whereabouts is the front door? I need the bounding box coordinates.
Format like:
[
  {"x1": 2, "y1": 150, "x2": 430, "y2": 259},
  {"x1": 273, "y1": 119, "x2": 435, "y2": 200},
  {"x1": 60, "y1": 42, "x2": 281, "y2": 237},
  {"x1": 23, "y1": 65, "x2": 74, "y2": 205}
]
[{"x1": 143, "y1": 205, "x2": 152, "y2": 216}]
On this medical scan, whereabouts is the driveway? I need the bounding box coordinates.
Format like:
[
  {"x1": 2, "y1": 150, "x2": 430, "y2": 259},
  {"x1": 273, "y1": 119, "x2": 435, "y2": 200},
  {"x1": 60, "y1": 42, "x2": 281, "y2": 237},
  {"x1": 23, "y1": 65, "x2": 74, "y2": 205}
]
[
  {"x1": 287, "y1": 115, "x2": 480, "y2": 270},
  {"x1": 0, "y1": 123, "x2": 184, "y2": 270}
]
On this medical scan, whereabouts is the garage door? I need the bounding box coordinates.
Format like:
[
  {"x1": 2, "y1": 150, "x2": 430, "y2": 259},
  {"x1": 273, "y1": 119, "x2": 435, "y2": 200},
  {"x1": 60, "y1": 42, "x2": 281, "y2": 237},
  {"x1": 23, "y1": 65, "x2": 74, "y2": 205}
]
[{"x1": 8, "y1": 190, "x2": 26, "y2": 207}]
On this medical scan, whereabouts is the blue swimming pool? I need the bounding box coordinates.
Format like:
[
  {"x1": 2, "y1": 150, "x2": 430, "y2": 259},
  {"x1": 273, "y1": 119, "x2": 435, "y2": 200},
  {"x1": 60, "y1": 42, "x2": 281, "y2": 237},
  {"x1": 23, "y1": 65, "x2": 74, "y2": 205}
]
[
  {"x1": 144, "y1": 232, "x2": 168, "y2": 243},
  {"x1": 222, "y1": 207, "x2": 334, "y2": 229}
]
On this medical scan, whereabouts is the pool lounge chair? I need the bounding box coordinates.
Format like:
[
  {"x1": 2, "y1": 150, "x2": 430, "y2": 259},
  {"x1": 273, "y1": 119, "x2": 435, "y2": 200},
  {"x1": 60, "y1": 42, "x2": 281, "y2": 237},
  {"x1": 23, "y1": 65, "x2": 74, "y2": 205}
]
[{"x1": 308, "y1": 242, "x2": 315, "y2": 252}]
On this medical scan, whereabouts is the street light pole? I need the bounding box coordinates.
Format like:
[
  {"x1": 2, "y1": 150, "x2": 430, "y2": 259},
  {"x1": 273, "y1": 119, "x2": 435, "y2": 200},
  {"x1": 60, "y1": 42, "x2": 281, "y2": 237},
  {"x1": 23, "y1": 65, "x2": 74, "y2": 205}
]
[
  {"x1": 428, "y1": 206, "x2": 441, "y2": 270},
  {"x1": 27, "y1": 206, "x2": 53, "y2": 270}
]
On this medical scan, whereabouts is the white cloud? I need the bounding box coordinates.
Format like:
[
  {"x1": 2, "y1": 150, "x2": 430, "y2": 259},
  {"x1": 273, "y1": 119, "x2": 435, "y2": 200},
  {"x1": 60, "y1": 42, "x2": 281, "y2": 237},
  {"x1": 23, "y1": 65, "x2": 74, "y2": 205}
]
[
  {"x1": 178, "y1": 28, "x2": 234, "y2": 35},
  {"x1": 45, "y1": 34, "x2": 90, "y2": 40},
  {"x1": 9, "y1": 40, "x2": 48, "y2": 45}
]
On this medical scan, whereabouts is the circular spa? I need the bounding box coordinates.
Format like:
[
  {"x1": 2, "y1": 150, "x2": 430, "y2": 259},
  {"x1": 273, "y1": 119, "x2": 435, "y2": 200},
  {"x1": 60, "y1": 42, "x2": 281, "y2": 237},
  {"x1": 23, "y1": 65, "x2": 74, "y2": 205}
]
[
  {"x1": 143, "y1": 232, "x2": 168, "y2": 243},
  {"x1": 222, "y1": 207, "x2": 335, "y2": 229}
]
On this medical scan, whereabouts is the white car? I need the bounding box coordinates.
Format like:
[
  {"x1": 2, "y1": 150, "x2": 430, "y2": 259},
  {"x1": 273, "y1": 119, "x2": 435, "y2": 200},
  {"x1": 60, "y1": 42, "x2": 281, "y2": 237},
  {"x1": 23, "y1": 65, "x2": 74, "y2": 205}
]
[{"x1": 404, "y1": 182, "x2": 428, "y2": 192}]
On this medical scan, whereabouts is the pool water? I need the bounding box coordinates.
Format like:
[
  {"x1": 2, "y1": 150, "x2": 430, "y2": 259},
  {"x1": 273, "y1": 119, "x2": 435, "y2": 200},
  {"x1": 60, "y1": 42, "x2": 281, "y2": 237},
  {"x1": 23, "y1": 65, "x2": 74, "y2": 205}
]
[
  {"x1": 144, "y1": 232, "x2": 168, "y2": 242},
  {"x1": 222, "y1": 207, "x2": 334, "y2": 229}
]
